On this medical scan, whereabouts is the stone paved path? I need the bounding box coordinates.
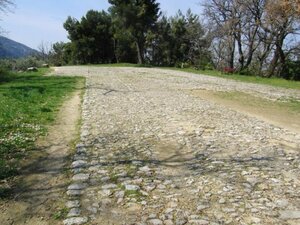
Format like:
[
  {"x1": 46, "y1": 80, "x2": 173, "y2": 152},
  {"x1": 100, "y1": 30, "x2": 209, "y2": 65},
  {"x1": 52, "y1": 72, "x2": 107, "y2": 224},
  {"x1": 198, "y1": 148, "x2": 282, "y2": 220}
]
[{"x1": 54, "y1": 67, "x2": 300, "y2": 225}]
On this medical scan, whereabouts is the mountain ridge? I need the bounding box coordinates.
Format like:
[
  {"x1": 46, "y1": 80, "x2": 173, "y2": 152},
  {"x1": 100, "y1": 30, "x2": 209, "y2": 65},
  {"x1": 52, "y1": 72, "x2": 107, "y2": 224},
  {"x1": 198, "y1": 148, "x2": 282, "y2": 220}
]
[{"x1": 0, "y1": 36, "x2": 39, "y2": 58}]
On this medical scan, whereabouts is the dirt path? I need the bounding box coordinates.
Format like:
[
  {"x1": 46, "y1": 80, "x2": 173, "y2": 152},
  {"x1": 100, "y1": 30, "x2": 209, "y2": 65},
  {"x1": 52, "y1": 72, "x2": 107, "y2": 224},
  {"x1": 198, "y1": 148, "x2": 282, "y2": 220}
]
[
  {"x1": 0, "y1": 89, "x2": 82, "y2": 225},
  {"x1": 56, "y1": 67, "x2": 300, "y2": 225}
]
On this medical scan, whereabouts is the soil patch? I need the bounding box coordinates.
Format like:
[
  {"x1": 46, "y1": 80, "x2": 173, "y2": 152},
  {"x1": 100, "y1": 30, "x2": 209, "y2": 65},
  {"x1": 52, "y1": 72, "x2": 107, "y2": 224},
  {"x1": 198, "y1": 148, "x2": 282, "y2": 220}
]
[
  {"x1": 190, "y1": 89, "x2": 300, "y2": 134},
  {"x1": 0, "y1": 88, "x2": 82, "y2": 225}
]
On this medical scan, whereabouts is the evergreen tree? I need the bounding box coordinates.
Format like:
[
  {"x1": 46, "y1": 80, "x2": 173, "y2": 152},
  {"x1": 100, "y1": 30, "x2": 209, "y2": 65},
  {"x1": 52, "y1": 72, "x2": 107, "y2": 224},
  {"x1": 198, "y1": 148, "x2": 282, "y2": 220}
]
[
  {"x1": 109, "y1": 0, "x2": 160, "y2": 64},
  {"x1": 64, "y1": 10, "x2": 115, "y2": 64}
]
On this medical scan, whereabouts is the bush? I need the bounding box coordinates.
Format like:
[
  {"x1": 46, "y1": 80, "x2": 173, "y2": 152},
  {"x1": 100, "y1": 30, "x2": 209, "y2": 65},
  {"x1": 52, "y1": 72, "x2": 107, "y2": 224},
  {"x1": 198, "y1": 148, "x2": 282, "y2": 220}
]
[
  {"x1": 14, "y1": 57, "x2": 44, "y2": 71},
  {"x1": 284, "y1": 60, "x2": 300, "y2": 81},
  {"x1": 0, "y1": 65, "x2": 12, "y2": 83},
  {"x1": 0, "y1": 57, "x2": 45, "y2": 72},
  {"x1": 223, "y1": 67, "x2": 235, "y2": 74}
]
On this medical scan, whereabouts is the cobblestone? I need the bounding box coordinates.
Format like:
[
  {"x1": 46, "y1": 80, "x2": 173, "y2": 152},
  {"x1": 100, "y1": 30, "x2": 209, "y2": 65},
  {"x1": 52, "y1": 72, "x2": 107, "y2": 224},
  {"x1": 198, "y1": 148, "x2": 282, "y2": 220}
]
[{"x1": 55, "y1": 67, "x2": 300, "y2": 225}]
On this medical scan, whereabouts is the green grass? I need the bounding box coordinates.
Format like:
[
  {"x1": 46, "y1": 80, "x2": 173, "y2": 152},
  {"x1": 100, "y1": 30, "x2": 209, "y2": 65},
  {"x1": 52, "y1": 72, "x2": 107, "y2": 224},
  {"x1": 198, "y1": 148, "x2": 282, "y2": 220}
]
[
  {"x1": 0, "y1": 68, "x2": 83, "y2": 181},
  {"x1": 171, "y1": 68, "x2": 300, "y2": 90},
  {"x1": 52, "y1": 207, "x2": 68, "y2": 220},
  {"x1": 213, "y1": 91, "x2": 300, "y2": 113}
]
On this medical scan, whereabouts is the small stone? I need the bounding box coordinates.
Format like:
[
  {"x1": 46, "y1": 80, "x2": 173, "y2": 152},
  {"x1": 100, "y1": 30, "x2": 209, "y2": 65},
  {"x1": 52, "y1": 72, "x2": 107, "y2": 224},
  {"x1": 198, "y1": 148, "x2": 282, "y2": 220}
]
[
  {"x1": 144, "y1": 184, "x2": 156, "y2": 192},
  {"x1": 251, "y1": 217, "x2": 261, "y2": 224},
  {"x1": 186, "y1": 178, "x2": 194, "y2": 185},
  {"x1": 222, "y1": 208, "x2": 235, "y2": 213},
  {"x1": 279, "y1": 210, "x2": 300, "y2": 219},
  {"x1": 77, "y1": 147, "x2": 86, "y2": 154},
  {"x1": 197, "y1": 204, "x2": 209, "y2": 211},
  {"x1": 125, "y1": 184, "x2": 140, "y2": 191},
  {"x1": 139, "y1": 166, "x2": 151, "y2": 172},
  {"x1": 189, "y1": 220, "x2": 209, "y2": 225},
  {"x1": 68, "y1": 183, "x2": 86, "y2": 190},
  {"x1": 163, "y1": 180, "x2": 173, "y2": 185},
  {"x1": 67, "y1": 190, "x2": 82, "y2": 196},
  {"x1": 66, "y1": 200, "x2": 80, "y2": 208},
  {"x1": 72, "y1": 160, "x2": 87, "y2": 169},
  {"x1": 148, "y1": 214, "x2": 158, "y2": 219},
  {"x1": 115, "y1": 191, "x2": 125, "y2": 198},
  {"x1": 167, "y1": 201, "x2": 178, "y2": 208},
  {"x1": 63, "y1": 217, "x2": 88, "y2": 225},
  {"x1": 72, "y1": 173, "x2": 89, "y2": 182},
  {"x1": 241, "y1": 171, "x2": 249, "y2": 176},
  {"x1": 157, "y1": 184, "x2": 166, "y2": 189},
  {"x1": 164, "y1": 220, "x2": 174, "y2": 225},
  {"x1": 87, "y1": 206, "x2": 98, "y2": 214},
  {"x1": 76, "y1": 143, "x2": 85, "y2": 148},
  {"x1": 140, "y1": 190, "x2": 149, "y2": 196},
  {"x1": 101, "y1": 189, "x2": 112, "y2": 197},
  {"x1": 271, "y1": 178, "x2": 280, "y2": 183},
  {"x1": 148, "y1": 219, "x2": 163, "y2": 225},
  {"x1": 102, "y1": 184, "x2": 117, "y2": 189},
  {"x1": 67, "y1": 208, "x2": 81, "y2": 217},
  {"x1": 275, "y1": 199, "x2": 289, "y2": 208},
  {"x1": 219, "y1": 198, "x2": 226, "y2": 204},
  {"x1": 165, "y1": 208, "x2": 175, "y2": 214},
  {"x1": 175, "y1": 218, "x2": 188, "y2": 225},
  {"x1": 251, "y1": 208, "x2": 259, "y2": 213},
  {"x1": 101, "y1": 176, "x2": 110, "y2": 182},
  {"x1": 246, "y1": 177, "x2": 259, "y2": 186},
  {"x1": 175, "y1": 211, "x2": 188, "y2": 225}
]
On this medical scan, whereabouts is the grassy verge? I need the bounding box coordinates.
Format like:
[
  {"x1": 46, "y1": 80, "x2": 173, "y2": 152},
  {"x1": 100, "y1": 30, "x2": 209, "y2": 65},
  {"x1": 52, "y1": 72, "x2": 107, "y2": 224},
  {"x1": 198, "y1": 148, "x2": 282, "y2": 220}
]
[
  {"x1": 171, "y1": 68, "x2": 300, "y2": 90},
  {"x1": 0, "y1": 68, "x2": 83, "y2": 182},
  {"x1": 212, "y1": 91, "x2": 300, "y2": 113},
  {"x1": 191, "y1": 89, "x2": 300, "y2": 133}
]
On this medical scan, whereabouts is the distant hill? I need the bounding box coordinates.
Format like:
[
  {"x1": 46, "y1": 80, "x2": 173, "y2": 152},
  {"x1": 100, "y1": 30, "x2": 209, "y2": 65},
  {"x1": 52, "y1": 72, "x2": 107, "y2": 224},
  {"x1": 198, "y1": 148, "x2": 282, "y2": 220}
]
[{"x1": 0, "y1": 36, "x2": 39, "y2": 59}]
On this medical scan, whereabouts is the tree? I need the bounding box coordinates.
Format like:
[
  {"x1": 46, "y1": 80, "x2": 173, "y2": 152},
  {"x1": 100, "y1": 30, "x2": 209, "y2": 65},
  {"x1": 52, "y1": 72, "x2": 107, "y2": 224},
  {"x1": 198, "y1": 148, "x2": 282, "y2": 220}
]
[
  {"x1": 64, "y1": 10, "x2": 115, "y2": 64},
  {"x1": 203, "y1": 0, "x2": 238, "y2": 69},
  {"x1": 109, "y1": 0, "x2": 160, "y2": 64},
  {"x1": 0, "y1": 0, "x2": 14, "y2": 13},
  {"x1": 184, "y1": 9, "x2": 211, "y2": 68},
  {"x1": 262, "y1": 0, "x2": 300, "y2": 77},
  {"x1": 0, "y1": 0, "x2": 14, "y2": 33},
  {"x1": 203, "y1": 0, "x2": 300, "y2": 78},
  {"x1": 146, "y1": 15, "x2": 173, "y2": 65},
  {"x1": 146, "y1": 9, "x2": 211, "y2": 68},
  {"x1": 48, "y1": 42, "x2": 71, "y2": 66},
  {"x1": 38, "y1": 41, "x2": 51, "y2": 61}
]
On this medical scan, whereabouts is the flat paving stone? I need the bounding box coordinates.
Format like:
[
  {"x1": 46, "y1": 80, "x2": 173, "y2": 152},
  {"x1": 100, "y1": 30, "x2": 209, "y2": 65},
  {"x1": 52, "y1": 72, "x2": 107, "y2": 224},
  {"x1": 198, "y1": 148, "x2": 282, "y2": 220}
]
[{"x1": 55, "y1": 66, "x2": 300, "y2": 225}]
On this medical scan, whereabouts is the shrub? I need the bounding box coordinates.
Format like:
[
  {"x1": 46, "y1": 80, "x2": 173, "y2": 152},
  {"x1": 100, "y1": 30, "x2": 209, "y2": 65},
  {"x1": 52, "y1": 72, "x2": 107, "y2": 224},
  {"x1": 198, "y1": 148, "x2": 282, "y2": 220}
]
[
  {"x1": 223, "y1": 67, "x2": 235, "y2": 74},
  {"x1": 14, "y1": 57, "x2": 44, "y2": 71},
  {"x1": 0, "y1": 57, "x2": 45, "y2": 72},
  {"x1": 0, "y1": 64, "x2": 12, "y2": 83}
]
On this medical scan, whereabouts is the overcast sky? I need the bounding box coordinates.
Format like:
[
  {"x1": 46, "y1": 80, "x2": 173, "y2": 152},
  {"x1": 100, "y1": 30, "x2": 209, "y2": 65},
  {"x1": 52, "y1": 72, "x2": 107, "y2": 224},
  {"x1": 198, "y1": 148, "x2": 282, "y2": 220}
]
[{"x1": 1, "y1": 0, "x2": 203, "y2": 50}]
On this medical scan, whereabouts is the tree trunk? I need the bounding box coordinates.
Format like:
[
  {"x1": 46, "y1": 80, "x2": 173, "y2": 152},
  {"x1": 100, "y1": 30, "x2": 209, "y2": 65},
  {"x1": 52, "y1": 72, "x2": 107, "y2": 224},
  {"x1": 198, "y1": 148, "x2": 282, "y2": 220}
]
[
  {"x1": 236, "y1": 33, "x2": 244, "y2": 70},
  {"x1": 113, "y1": 39, "x2": 119, "y2": 63},
  {"x1": 267, "y1": 47, "x2": 280, "y2": 78},
  {"x1": 136, "y1": 41, "x2": 143, "y2": 64},
  {"x1": 267, "y1": 36, "x2": 285, "y2": 78},
  {"x1": 228, "y1": 36, "x2": 235, "y2": 68},
  {"x1": 244, "y1": 26, "x2": 259, "y2": 70}
]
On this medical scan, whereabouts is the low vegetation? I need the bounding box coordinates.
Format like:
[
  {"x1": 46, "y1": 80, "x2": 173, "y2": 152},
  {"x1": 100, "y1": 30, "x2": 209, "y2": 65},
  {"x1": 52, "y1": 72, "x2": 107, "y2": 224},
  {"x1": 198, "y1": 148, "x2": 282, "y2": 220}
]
[
  {"x1": 0, "y1": 68, "x2": 83, "y2": 184},
  {"x1": 176, "y1": 68, "x2": 300, "y2": 90}
]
